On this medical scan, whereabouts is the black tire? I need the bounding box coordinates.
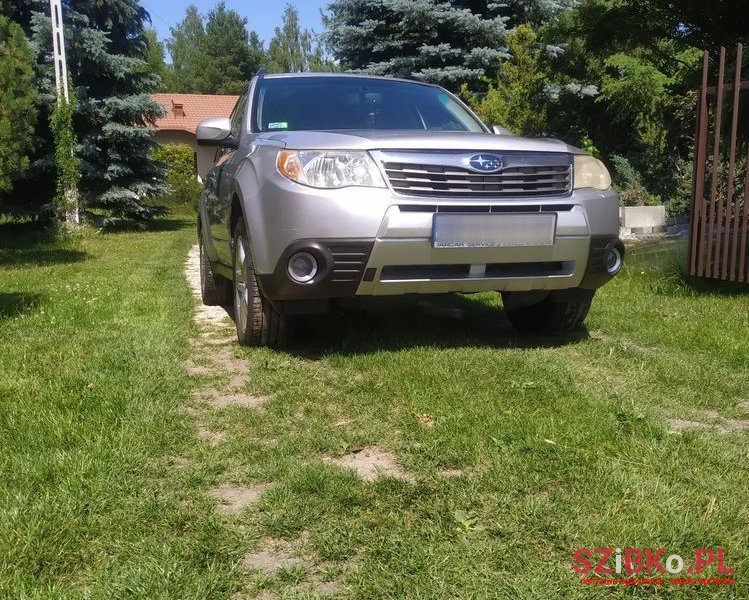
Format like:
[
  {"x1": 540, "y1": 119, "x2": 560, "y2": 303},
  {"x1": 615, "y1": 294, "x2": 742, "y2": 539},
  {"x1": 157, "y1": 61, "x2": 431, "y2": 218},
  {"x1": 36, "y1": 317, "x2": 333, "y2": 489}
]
[
  {"x1": 232, "y1": 219, "x2": 291, "y2": 347},
  {"x1": 199, "y1": 229, "x2": 232, "y2": 306},
  {"x1": 502, "y1": 290, "x2": 594, "y2": 335}
]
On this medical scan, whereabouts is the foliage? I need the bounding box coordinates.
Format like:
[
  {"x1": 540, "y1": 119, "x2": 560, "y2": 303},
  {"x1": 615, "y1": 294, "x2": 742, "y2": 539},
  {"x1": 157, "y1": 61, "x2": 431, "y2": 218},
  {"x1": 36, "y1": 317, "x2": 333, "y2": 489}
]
[
  {"x1": 144, "y1": 28, "x2": 170, "y2": 92},
  {"x1": 324, "y1": 0, "x2": 509, "y2": 92},
  {"x1": 152, "y1": 144, "x2": 201, "y2": 206},
  {"x1": 609, "y1": 155, "x2": 658, "y2": 206},
  {"x1": 635, "y1": 0, "x2": 748, "y2": 50},
  {"x1": 534, "y1": 0, "x2": 711, "y2": 214},
  {"x1": 10, "y1": 0, "x2": 167, "y2": 225},
  {"x1": 267, "y1": 4, "x2": 336, "y2": 73},
  {"x1": 463, "y1": 24, "x2": 548, "y2": 136},
  {"x1": 49, "y1": 92, "x2": 81, "y2": 218},
  {"x1": 167, "y1": 2, "x2": 264, "y2": 94},
  {"x1": 0, "y1": 14, "x2": 37, "y2": 196},
  {"x1": 165, "y1": 5, "x2": 205, "y2": 93},
  {"x1": 499, "y1": 0, "x2": 581, "y2": 28}
]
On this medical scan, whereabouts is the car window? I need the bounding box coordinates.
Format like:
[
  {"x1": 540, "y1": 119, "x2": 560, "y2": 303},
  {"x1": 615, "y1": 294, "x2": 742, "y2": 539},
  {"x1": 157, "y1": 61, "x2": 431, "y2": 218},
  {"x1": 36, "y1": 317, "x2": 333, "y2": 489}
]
[
  {"x1": 254, "y1": 77, "x2": 485, "y2": 133},
  {"x1": 230, "y1": 94, "x2": 248, "y2": 140}
]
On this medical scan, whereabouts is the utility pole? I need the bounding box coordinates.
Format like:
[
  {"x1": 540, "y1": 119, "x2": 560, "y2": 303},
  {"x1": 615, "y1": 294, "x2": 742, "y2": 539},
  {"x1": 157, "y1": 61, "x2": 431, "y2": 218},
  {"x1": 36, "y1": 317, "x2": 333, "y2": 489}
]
[{"x1": 50, "y1": 0, "x2": 80, "y2": 225}]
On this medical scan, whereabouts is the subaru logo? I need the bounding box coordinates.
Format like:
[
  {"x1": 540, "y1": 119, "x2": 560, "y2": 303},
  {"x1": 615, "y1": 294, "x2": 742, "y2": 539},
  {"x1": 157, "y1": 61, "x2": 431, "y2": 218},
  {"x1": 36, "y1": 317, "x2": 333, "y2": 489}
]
[{"x1": 468, "y1": 154, "x2": 504, "y2": 173}]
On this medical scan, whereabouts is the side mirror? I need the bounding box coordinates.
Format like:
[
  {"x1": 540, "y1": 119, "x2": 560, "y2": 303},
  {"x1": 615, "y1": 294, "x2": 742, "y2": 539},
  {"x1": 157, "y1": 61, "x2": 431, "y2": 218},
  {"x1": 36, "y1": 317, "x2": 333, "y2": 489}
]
[
  {"x1": 196, "y1": 117, "x2": 237, "y2": 147},
  {"x1": 492, "y1": 124, "x2": 513, "y2": 136}
]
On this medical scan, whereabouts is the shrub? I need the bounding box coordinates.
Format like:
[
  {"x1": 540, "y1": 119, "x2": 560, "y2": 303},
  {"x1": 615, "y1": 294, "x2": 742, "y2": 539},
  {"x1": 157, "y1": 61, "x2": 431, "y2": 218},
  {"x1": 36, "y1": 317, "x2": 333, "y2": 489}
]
[
  {"x1": 610, "y1": 154, "x2": 660, "y2": 206},
  {"x1": 152, "y1": 144, "x2": 201, "y2": 206}
]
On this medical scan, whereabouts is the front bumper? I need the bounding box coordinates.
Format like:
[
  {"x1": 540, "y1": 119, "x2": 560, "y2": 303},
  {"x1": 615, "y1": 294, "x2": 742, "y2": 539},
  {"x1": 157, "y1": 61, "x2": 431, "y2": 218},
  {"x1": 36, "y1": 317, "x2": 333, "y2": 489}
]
[{"x1": 247, "y1": 173, "x2": 621, "y2": 303}]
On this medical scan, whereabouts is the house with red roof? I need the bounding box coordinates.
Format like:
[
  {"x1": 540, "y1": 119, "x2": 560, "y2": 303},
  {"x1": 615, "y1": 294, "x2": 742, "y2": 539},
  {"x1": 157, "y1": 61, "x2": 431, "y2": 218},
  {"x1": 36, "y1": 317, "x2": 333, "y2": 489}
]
[{"x1": 151, "y1": 93, "x2": 239, "y2": 180}]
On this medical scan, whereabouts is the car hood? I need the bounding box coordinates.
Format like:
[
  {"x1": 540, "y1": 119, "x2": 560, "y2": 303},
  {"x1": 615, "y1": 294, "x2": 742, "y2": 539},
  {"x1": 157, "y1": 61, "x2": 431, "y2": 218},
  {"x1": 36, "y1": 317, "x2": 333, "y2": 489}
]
[{"x1": 260, "y1": 130, "x2": 583, "y2": 154}]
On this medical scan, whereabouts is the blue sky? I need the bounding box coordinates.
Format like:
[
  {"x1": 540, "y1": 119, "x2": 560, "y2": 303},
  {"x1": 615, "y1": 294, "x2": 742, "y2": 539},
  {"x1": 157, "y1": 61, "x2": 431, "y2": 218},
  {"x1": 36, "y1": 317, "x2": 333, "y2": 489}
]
[{"x1": 142, "y1": 1, "x2": 327, "y2": 51}]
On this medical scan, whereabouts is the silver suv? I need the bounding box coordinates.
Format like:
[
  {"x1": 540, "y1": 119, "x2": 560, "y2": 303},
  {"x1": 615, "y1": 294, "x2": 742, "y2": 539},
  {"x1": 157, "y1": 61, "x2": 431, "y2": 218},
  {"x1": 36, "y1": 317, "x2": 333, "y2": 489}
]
[{"x1": 196, "y1": 72, "x2": 623, "y2": 346}]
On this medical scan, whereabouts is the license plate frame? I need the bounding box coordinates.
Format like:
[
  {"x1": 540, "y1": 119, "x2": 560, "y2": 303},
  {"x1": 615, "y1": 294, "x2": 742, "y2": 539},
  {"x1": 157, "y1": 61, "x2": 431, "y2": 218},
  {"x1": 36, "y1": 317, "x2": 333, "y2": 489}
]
[{"x1": 432, "y1": 213, "x2": 557, "y2": 249}]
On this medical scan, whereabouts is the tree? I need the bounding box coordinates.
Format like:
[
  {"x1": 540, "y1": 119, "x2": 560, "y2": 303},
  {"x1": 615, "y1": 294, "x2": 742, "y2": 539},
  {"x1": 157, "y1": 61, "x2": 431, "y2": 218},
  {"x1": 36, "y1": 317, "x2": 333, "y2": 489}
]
[
  {"x1": 0, "y1": 14, "x2": 37, "y2": 196},
  {"x1": 464, "y1": 24, "x2": 548, "y2": 135},
  {"x1": 167, "y1": 2, "x2": 264, "y2": 94},
  {"x1": 636, "y1": 0, "x2": 748, "y2": 51},
  {"x1": 13, "y1": 0, "x2": 167, "y2": 224},
  {"x1": 538, "y1": 0, "x2": 705, "y2": 214},
  {"x1": 267, "y1": 4, "x2": 335, "y2": 73},
  {"x1": 167, "y1": 5, "x2": 205, "y2": 93},
  {"x1": 324, "y1": 0, "x2": 508, "y2": 91},
  {"x1": 144, "y1": 28, "x2": 170, "y2": 91},
  {"x1": 202, "y1": 2, "x2": 264, "y2": 93}
]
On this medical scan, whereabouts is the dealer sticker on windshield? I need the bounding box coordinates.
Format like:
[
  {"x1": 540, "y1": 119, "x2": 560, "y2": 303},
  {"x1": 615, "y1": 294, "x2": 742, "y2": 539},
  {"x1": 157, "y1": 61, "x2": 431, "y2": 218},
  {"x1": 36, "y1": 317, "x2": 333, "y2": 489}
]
[{"x1": 268, "y1": 122, "x2": 289, "y2": 130}]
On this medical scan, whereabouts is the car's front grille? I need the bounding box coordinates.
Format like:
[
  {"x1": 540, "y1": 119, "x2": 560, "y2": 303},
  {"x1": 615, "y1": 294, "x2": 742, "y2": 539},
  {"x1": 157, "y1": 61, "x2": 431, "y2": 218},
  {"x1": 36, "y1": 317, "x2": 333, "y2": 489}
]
[{"x1": 382, "y1": 160, "x2": 572, "y2": 198}]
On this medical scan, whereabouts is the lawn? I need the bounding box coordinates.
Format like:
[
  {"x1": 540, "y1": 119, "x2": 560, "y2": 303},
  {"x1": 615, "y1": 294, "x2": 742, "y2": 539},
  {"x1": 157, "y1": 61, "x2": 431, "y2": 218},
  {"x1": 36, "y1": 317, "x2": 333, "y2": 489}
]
[{"x1": 1, "y1": 221, "x2": 747, "y2": 599}]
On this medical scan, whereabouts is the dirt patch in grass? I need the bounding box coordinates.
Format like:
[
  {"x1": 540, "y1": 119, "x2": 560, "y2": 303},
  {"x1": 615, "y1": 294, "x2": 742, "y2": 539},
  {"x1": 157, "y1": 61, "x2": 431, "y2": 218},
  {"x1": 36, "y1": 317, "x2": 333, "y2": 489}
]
[
  {"x1": 242, "y1": 541, "x2": 304, "y2": 574},
  {"x1": 667, "y1": 410, "x2": 749, "y2": 434},
  {"x1": 200, "y1": 389, "x2": 270, "y2": 410},
  {"x1": 197, "y1": 425, "x2": 226, "y2": 447},
  {"x1": 208, "y1": 483, "x2": 273, "y2": 515},
  {"x1": 241, "y1": 536, "x2": 346, "y2": 597},
  {"x1": 324, "y1": 446, "x2": 414, "y2": 482},
  {"x1": 438, "y1": 468, "x2": 464, "y2": 478},
  {"x1": 185, "y1": 360, "x2": 214, "y2": 376}
]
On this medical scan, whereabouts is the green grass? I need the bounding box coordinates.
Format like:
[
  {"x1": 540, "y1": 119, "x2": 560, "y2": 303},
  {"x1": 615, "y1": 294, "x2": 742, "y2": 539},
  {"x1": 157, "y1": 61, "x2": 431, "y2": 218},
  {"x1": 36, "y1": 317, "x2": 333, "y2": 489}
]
[
  {"x1": 0, "y1": 219, "x2": 240, "y2": 598},
  {"x1": 1, "y1": 225, "x2": 747, "y2": 598}
]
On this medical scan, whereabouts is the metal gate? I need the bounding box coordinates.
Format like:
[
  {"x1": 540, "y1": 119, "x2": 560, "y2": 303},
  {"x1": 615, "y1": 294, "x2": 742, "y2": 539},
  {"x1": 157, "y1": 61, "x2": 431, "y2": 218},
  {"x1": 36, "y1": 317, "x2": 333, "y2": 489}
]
[{"x1": 689, "y1": 44, "x2": 749, "y2": 282}]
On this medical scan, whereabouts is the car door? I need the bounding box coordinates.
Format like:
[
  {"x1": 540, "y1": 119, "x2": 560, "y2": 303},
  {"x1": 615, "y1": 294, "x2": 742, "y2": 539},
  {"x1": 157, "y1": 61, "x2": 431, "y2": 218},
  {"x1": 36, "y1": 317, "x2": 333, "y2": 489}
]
[
  {"x1": 206, "y1": 94, "x2": 248, "y2": 266},
  {"x1": 216, "y1": 94, "x2": 247, "y2": 264}
]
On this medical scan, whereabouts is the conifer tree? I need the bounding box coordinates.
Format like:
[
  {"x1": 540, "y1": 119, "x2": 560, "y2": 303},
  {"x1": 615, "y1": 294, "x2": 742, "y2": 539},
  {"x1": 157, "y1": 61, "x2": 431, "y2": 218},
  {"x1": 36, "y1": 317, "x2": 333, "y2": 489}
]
[
  {"x1": 14, "y1": 0, "x2": 167, "y2": 224},
  {"x1": 324, "y1": 0, "x2": 509, "y2": 91},
  {"x1": 0, "y1": 13, "x2": 37, "y2": 197}
]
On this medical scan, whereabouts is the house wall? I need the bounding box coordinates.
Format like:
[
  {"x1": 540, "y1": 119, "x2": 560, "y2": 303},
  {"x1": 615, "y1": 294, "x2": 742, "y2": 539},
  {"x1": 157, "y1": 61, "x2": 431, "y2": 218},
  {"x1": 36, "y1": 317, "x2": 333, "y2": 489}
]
[{"x1": 153, "y1": 130, "x2": 218, "y2": 182}]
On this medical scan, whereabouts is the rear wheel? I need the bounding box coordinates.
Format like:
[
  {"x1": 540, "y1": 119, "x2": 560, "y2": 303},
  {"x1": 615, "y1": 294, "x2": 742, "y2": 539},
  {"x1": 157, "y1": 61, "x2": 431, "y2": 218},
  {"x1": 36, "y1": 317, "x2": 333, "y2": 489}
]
[
  {"x1": 232, "y1": 219, "x2": 291, "y2": 347},
  {"x1": 502, "y1": 290, "x2": 594, "y2": 335},
  {"x1": 199, "y1": 229, "x2": 231, "y2": 306}
]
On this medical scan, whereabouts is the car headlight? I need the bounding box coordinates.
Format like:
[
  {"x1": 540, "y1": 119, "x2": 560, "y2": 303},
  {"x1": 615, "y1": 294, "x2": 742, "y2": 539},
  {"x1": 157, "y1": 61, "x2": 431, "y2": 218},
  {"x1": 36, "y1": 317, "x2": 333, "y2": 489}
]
[
  {"x1": 573, "y1": 155, "x2": 612, "y2": 190},
  {"x1": 277, "y1": 150, "x2": 386, "y2": 189}
]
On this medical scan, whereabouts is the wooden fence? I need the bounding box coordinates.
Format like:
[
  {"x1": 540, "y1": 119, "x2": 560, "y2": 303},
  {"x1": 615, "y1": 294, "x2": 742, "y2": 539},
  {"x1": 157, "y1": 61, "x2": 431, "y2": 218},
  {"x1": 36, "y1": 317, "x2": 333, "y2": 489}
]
[{"x1": 689, "y1": 44, "x2": 749, "y2": 282}]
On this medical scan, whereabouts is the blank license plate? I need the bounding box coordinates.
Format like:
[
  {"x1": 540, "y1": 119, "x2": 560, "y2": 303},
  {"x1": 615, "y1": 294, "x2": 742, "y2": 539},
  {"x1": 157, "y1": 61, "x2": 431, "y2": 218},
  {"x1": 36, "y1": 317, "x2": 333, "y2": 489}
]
[{"x1": 432, "y1": 213, "x2": 557, "y2": 248}]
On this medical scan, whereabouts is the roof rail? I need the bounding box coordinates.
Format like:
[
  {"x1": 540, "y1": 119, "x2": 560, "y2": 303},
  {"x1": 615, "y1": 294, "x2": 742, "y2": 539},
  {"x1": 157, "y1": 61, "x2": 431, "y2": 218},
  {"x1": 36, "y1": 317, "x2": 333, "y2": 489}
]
[{"x1": 255, "y1": 67, "x2": 268, "y2": 78}]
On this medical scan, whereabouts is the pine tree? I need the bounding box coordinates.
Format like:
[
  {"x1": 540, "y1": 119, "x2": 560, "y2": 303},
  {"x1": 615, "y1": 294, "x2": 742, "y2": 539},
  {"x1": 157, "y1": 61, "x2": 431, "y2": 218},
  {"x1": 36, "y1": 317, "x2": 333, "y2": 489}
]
[
  {"x1": 324, "y1": 0, "x2": 509, "y2": 91},
  {"x1": 13, "y1": 0, "x2": 167, "y2": 224}
]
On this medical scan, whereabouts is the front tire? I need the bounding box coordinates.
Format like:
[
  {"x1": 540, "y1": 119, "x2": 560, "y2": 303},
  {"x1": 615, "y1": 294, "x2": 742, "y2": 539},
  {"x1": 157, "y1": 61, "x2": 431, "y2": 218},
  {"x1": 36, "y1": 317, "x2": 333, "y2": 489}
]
[
  {"x1": 232, "y1": 219, "x2": 290, "y2": 347},
  {"x1": 502, "y1": 290, "x2": 594, "y2": 335}
]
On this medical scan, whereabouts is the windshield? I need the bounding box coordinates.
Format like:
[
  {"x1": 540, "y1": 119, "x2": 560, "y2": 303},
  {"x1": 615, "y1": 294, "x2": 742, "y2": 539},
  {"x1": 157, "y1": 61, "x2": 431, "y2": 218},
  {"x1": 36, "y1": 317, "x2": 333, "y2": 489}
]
[{"x1": 254, "y1": 76, "x2": 486, "y2": 133}]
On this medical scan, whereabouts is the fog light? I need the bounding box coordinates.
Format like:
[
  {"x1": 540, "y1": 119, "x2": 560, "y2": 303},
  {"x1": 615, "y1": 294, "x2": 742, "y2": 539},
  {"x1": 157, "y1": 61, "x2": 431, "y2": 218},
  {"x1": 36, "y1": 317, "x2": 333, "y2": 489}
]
[
  {"x1": 287, "y1": 252, "x2": 318, "y2": 283},
  {"x1": 605, "y1": 245, "x2": 623, "y2": 275}
]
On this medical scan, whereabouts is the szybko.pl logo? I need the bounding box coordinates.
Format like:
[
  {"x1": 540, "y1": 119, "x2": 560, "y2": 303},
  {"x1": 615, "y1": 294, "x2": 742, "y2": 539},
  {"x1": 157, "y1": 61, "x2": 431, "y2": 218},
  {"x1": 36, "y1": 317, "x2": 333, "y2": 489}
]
[{"x1": 572, "y1": 547, "x2": 734, "y2": 586}]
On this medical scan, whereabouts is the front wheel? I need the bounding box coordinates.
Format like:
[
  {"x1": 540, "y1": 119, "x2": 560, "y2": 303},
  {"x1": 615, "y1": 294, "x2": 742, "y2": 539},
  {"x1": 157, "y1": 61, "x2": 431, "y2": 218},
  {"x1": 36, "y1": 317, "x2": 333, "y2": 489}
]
[
  {"x1": 232, "y1": 219, "x2": 291, "y2": 347},
  {"x1": 502, "y1": 290, "x2": 594, "y2": 335}
]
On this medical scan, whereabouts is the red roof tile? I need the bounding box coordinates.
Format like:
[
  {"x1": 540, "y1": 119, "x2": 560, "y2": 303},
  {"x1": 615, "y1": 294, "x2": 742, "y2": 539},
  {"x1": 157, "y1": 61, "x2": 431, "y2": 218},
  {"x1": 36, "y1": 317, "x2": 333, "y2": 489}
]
[{"x1": 151, "y1": 93, "x2": 240, "y2": 134}]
